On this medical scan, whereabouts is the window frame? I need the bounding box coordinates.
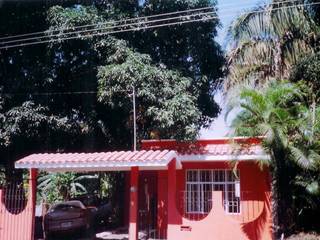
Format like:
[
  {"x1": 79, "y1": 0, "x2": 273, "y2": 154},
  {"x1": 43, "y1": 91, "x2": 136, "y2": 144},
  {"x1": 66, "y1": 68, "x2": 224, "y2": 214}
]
[{"x1": 185, "y1": 169, "x2": 241, "y2": 215}]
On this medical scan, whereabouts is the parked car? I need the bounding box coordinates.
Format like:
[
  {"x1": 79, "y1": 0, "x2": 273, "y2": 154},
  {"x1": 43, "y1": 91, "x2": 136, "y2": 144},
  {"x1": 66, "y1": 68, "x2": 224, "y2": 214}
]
[{"x1": 43, "y1": 200, "x2": 96, "y2": 239}]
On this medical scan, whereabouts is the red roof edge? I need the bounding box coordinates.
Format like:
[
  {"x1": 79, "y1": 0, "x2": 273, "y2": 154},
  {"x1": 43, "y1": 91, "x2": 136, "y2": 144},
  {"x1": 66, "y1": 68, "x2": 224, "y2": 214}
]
[{"x1": 141, "y1": 137, "x2": 264, "y2": 151}]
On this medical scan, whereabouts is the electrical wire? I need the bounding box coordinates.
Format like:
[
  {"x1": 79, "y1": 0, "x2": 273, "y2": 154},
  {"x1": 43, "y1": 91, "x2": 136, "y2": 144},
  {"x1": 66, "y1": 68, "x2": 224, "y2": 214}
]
[
  {"x1": 0, "y1": 6, "x2": 216, "y2": 41},
  {"x1": 0, "y1": 11, "x2": 217, "y2": 46},
  {"x1": 1, "y1": 1, "x2": 318, "y2": 50},
  {"x1": 2, "y1": 91, "x2": 98, "y2": 97},
  {"x1": 0, "y1": 0, "x2": 264, "y2": 41},
  {"x1": 2, "y1": 1, "x2": 318, "y2": 50},
  {"x1": 0, "y1": 0, "x2": 309, "y2": 44},
  {"x1": 2, "y1": 89, "x2": 134, "y2": 97},
  {"x1": 0, "y1": 1, "x2": 317, "y2": 96},
  {"x1": 0, "y1": 14, "x2": 218, "y2": 49}
]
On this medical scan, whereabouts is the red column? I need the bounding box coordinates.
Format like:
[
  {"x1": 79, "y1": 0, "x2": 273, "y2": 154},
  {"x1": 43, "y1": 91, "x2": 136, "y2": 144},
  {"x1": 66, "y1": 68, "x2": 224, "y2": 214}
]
[
  {"x1": 157, "y1": 171, "x2": 168, "y2": 237},
  {"x1": 167, "y1": 159, "x2": 180, "y2": 239},
  {"x1": 129, "y1": 167, "x2": 139, "y2": 240},
  {"x1": 29, "y1": 168, "x2": 38, "y2": 240}
]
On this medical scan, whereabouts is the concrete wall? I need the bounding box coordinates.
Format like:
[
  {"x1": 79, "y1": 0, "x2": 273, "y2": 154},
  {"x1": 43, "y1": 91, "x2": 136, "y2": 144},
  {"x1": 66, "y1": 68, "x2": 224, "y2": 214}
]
[{"x1": 165, "y1": 161, "x2": 273, "y2": 240}]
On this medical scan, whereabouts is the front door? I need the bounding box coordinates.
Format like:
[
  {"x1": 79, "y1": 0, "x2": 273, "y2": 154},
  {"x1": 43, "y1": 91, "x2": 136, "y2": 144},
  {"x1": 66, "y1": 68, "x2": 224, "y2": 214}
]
[{"x1": 138, "y1": 171, "x2": 158, "y2": 238}]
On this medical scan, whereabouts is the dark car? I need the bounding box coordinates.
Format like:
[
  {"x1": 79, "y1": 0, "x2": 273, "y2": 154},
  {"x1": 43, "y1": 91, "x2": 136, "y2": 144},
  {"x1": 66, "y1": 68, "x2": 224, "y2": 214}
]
[{"x1": 43, "y1": 200, "x2": 95, "y2": 239}]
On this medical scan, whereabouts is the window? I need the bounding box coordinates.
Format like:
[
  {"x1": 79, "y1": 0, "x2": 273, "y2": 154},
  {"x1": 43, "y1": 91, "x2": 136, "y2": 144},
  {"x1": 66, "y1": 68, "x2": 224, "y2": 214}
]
[{"x1": 186, "y1": 170, "x2": 240, "y2": 214}]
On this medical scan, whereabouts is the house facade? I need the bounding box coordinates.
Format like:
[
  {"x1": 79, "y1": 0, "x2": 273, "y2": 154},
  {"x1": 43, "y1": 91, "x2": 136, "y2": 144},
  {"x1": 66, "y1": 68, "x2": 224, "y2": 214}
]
[
  {"x1": 139, "y1": 138, "x2": 273, "y2": 240},
  {"x1": 1, "y1": 137, "x2": 273, "y2": 240}
]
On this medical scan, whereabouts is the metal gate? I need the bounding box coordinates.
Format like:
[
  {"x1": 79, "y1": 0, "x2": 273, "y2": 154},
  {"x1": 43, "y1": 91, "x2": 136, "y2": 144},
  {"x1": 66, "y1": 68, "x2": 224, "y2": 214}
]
[
  {"x1": 0, "y1": 172, "x2": 36, "y2": 240},
  {"x1": 139, "y1": 172, "x2": 167, "y2": 240}
]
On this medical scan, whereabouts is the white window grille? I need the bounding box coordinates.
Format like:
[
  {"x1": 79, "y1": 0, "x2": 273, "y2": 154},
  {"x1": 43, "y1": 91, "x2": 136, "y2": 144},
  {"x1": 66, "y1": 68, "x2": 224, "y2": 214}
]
[{"x1": 186, "y1": 170, "x2": 240, "y2": 214}]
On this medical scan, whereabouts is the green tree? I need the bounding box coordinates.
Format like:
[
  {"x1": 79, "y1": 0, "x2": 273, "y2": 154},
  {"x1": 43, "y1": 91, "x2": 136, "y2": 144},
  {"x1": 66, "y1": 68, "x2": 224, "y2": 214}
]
[
  {"x1": 226, "y1": 80, "x2": 320, "y2": 236},
  {"x1": 225, "y1": 0, "x2": 320, "y2": 91},
  {"x1": 96, "y1": 37, "x2": 202, "y2": 139},
  {"x1": 0, "y1": 0, "x2": 224, "y2": 177}
]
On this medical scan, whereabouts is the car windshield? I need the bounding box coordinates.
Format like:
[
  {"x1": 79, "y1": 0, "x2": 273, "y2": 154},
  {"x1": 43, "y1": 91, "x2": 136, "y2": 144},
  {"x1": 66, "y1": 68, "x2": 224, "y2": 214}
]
[
  {"x1": 50, "y1": 201, "x2": 85, "y2": 212},
  {"x1": 53, "y1": 204, "x2": 81, "y2": 211}
]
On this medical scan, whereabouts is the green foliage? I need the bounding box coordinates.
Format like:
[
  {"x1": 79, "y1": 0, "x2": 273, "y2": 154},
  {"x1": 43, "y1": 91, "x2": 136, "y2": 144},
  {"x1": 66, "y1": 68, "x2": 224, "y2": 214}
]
[
  {"x1": 97, "y1": 37, "x2": 202, "y2": 139},
  {"x1": 0, "y1": 1, "x2": 223, "y2": 206},
  {"x1": 227, "y1": 80, "x2": 320, "y2": 233},
  {"x1": 0, "y1": 101, "x2": 86, "y2": 146},
  {"x1": 47, "y1": 5, "x2": 102, "y2": 28},
  {"x1": 0, "y1": 168, "x2": 5, "y2": 187},
  {"x1": 291, "y1": 51, "x2": 320, "y2": 94},
  {"x1": 0, "y1": 0, "x2": 224, "y2": 175},
  {"x1": 99, "y1": 172, "x2": 125, "y2": 200},
  {"x1": 38, "y1": 171, "x2": 98, "y2": 203},
  {"x1": 225, "y1": 0, "x2": 320, "y2": 91}
]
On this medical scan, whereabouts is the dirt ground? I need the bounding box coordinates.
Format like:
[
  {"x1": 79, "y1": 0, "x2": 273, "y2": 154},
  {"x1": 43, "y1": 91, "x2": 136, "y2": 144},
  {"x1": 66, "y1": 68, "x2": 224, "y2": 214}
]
[{"x1": 286, "y1": 232, "x2": 320, "y2": 240}]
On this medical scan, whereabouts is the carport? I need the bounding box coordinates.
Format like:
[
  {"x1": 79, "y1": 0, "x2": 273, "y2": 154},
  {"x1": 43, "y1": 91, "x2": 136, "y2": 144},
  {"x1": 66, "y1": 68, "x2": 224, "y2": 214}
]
[{"x1": 13, "y1": 150, "x2": 180, "y2": 240}]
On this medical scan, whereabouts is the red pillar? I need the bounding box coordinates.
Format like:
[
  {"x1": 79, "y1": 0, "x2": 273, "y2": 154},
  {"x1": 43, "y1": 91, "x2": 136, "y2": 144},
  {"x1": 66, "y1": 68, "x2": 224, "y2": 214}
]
[
  {"x1": 157, "y1": 171, "x2": 168, "y2": 237},
  {"x1": 167, "y1": 159, "x2": 180, "y2": 239},
  {"x1": 129, "y1": 167, "x2": 139, "y2": 240},
  {"x1": 29, "y1": 168, "x2": 38, "y2": 240}
]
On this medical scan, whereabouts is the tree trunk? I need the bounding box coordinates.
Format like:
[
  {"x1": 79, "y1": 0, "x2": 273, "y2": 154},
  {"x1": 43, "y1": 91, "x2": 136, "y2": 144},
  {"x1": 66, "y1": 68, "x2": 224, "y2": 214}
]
[
  {"x1": 274, "y1": 40, "x2": 283, "y2": 79},
  {"x1": 271, "y1": 146, "x2": 295, "y2": 238},
  {"x1": 270, "y1": 168, "x2": 280, "y2": 239}
]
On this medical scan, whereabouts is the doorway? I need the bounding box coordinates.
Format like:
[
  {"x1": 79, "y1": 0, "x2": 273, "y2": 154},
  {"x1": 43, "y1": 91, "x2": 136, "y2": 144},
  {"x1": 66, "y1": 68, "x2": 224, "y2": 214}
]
[{"x1": 138, "y1": 171, "x2": 158, "y2": 239}]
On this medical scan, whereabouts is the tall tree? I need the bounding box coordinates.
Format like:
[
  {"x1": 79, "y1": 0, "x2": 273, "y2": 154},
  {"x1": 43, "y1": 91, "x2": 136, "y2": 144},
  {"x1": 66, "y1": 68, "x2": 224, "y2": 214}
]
[
  {"x1": 0, "y1": 1, "x2": 224, "y2": 175},
  {"x1": 225, "y1": 0, "x2": 320, "y2": 91},
  {"x1": 226, "y1": 80, "x2": 320, "y2": 236}
]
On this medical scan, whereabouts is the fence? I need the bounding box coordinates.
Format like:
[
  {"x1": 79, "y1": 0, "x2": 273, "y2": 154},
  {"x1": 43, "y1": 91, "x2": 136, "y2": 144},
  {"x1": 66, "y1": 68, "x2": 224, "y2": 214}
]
[
  {"x1": 138, "y1": 210, "x2": 167, "y2": 240},
  {"x1": 177, "y1": 190, "x2": 266, "y2": 222},
  {"x1": 0, "y1": 171, "x2": 37, "y2": 240}
]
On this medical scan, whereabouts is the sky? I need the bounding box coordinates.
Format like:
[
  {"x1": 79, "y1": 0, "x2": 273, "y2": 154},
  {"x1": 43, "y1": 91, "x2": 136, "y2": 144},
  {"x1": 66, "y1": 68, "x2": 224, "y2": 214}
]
[{"x1": 199, "y1": 0, "x2": 265, "y2": 139}]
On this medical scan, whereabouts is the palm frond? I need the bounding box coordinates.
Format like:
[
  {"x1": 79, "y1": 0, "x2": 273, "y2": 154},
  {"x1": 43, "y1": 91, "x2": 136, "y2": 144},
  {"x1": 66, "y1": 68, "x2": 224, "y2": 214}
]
[{"x1": 289, "y1": 145, "x2": 313, "y2": 169}]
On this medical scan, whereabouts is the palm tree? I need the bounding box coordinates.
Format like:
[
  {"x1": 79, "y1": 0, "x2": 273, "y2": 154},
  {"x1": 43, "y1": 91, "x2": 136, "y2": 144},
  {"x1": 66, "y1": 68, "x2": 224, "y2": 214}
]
[
  {"x1": 38, "y1": 172, "x2": 98, "y2": 202},
  {"x1": 226, "y1": 80, "x2": 320, "y2": 236},
  {"x1": 225, "y1": 0, "x2": 320, "y2": 91}
]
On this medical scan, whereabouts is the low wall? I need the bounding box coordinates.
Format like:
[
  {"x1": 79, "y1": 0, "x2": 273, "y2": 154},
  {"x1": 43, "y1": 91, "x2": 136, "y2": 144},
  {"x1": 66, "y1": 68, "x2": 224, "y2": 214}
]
[
  {"x1": 0, "y1": 170, "x2": 37, "y2": 240},
  {"x1": 168, "y1": 191, "x2": 273, "y2": 240}
]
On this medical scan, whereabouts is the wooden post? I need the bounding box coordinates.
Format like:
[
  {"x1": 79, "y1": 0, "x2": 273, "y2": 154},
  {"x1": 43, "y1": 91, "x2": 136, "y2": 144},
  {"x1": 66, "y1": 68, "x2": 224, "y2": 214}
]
[{"x1": 129, "y1": 167, "x2": 139, "y2": 240}]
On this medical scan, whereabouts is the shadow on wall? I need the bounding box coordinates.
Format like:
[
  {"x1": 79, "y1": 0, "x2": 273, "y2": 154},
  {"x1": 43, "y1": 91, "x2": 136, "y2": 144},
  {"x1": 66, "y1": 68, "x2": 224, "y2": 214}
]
[
  {"x1": 241, "y1": 192, "x2": 273, "y2": 240},
  {"x1": 2, "y1": 181, "x2": 28, "y2": 214}
]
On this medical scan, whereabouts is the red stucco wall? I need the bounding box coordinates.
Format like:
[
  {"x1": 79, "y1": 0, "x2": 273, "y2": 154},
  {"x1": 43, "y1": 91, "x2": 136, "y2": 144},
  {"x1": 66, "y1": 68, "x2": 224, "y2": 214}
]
[{"x1": 164, "y1": 161, "x2": 273, "y2": 240}]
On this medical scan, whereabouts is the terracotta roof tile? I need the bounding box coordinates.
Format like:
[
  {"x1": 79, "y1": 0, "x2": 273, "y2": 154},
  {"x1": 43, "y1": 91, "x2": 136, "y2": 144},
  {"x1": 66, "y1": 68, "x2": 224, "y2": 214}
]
[{"x1": 15, "y1": 150, "x2": 179, "y2": 171}]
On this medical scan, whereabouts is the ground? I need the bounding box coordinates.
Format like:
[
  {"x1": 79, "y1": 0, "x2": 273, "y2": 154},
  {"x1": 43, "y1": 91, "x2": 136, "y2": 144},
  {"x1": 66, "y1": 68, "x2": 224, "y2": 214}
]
[
  {"x1": 286, "y1": 233, "x2": 320, "y2": 240},
  {"x1": 37, "y1": 230, "x2": 153, "y2": 240}
]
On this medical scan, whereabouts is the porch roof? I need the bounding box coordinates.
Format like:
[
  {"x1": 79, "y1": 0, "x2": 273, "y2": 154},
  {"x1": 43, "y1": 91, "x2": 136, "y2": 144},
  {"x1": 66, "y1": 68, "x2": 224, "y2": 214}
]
[{"x1": 15, "y1": 150, "x2": 180, "y2": 172}]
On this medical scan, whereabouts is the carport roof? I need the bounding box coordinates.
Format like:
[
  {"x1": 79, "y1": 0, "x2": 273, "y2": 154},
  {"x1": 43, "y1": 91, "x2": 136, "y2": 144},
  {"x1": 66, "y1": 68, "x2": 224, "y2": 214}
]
[{"x1": 15, "y1": 150, "x2": 180, "y2": 172}]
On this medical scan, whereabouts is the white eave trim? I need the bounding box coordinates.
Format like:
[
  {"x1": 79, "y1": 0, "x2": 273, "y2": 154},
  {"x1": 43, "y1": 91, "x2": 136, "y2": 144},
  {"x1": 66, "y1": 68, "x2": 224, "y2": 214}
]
[
  {"x1": 14, "y1": 151, "x2": 181, "y2": 171},
  {"x1": 177, "y1": 154, "x2": 270, "y2": 162},
  {"x1": 15, "y1": 161, "x2": 173, "y2": 171}
]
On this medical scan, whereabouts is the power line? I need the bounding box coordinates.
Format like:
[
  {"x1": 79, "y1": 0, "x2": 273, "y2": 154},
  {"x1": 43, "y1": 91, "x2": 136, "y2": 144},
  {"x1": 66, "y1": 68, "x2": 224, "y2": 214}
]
[
  {"x1": 2, "y1": 91, "x2": 97, "y2": 97},
  {"x1": 0, "y1": 11, "x2": 217, "y2": 46},
  {"x1": 0, "y1": 6, "x2": 216, "y2": 41},
  {"x1": 0, "y1": 0, "x2": 263, "y2": 41},
  {"x1": 0, "y1": 1, "x2": 318, "y2": 50},
  {"x1": 0, "y1": 1, "x2": 320, "y2": 49},
  {"x1": 2, "y1": 89, "x2": 132, "y2": 97},
  {"x1": 0, "y1": 0, "x2": 309, "y2": 45},
  {"x1": 0, "y1": 14, "x2": 217, "y2": 49}
]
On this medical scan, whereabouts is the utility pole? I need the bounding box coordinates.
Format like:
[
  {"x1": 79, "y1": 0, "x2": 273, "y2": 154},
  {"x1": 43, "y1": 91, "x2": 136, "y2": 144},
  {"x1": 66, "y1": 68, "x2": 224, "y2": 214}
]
[{"x1": 132, "y1": 86, "x2": 137, "y2": 151}]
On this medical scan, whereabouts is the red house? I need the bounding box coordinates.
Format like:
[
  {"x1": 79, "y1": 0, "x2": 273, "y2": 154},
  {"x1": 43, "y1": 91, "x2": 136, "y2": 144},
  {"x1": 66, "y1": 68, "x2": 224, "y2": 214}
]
[{"x1": 0, "y1": 137, "x2": 273, "y2": 240}]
